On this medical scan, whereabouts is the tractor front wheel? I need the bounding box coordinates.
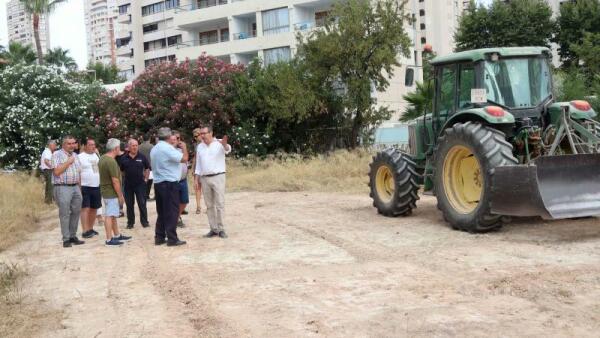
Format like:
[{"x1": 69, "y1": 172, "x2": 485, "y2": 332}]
[
  {"x1": 369, "y1": 148, "x2": 420, "y2": 217},
  {"x1": 434, "y1": 122, "x2": 517, "y2": 232}
]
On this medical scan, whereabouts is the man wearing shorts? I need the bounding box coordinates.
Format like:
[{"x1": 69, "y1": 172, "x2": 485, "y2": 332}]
[
  {"x1": 79, "y1": 139, "x2": 101, "y2": 238},
  {"x1": 99, "y1": 138, "x2": 132, "y2": 246},
  {"x1": 171, "y1": 131, "x2": 189, "y2": 227}
]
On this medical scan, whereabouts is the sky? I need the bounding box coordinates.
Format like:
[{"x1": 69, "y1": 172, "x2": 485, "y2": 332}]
[{"x1": 0, "y1": 0, "x2": 492, "y2": 70}]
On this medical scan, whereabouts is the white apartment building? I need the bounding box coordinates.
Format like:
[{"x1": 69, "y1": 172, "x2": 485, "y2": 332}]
[
  {"x1": 5, "y1": 0, "x2": 50, "y2": 52},
  {"x1": 84, "y1": 0, "x2": 119, "y2": 67},
  {"x1": 116, "y1": 0, "x2": 462, "y2": 120}
]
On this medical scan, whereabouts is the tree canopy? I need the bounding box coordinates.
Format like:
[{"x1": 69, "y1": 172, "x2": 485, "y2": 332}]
[
  {"x1": 297, "y1": 0, "x2": 412, "y2": 147},
  {"x1": 454, "y1": 0, "x2": 554, "y2": 52},
  {"x1": 44, "y1": 47, "x2": 77, "y2": 71},
  {"x1": 553, "y1": 0, "x2": 600, "y2": 69}
]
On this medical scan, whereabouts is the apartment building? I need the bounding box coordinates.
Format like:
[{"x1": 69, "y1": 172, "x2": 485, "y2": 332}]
[
  {"x1": 84, "y1": 0, "x2": 119, "y2": 67},
  {"x1": 5, "y1": 0, "x2": 51, "y2": 52},
  {"x1": 116, "y1": 0, "x2": 463, "y2": 119}
]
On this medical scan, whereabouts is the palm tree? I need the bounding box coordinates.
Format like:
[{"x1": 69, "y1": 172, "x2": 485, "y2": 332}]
[
  {"x1": 45, "y1": 47, "x2": 77, "y2": 71},
  {"x1": 2, "y1": 41, "x2": 37, "y2": 65},
  {"x1": 400, "y1": 80, "x2": 434, "y2": 122},
  {"x1": 20, "y1": 0, "x2": 66, "y2": 64}
]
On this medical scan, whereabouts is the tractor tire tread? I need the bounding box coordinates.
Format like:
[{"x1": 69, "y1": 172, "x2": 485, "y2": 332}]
[{"x1": 434, "y1": 121, "x2": 518, "y2": 233}]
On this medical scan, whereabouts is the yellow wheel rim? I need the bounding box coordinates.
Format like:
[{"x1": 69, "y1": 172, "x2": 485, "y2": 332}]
[
  {"x1": 375, "y1": 165, "x2": 395, "y2": 204},
  {"x1": 442, "y1": 145, "x2": 483, "y2": 214}
]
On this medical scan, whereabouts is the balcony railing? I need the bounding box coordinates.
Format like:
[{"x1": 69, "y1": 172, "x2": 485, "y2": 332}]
[
  {"x1": 175, "y1": 36, "x2": 229, "y2": 49},
  {"x1": 294, "y1": 22, "x2": 313, "y2": 31},
  {"x1": 175, "y1": 0, "x2": 227, "y2": 11},
  {"x1": 232, "y1": 30, "x2": 256, "y2": 40}
]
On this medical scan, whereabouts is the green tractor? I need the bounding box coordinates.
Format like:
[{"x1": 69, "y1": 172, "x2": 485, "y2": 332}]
[{"x1": 369, "y1": 47, "x2": 600, "y2": 232}]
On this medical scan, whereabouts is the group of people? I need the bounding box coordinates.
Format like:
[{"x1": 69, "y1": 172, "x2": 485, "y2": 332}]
[{"x1": 42, "y1": 125, "x2": 231, "y2": 247}]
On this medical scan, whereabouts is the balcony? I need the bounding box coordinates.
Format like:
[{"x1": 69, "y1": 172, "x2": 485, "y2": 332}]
[
  {"x1": 116, "y1": 44, "x2": 133, "y2": 57},
  {"x1": 117, "y1": 13, "x2": 131, "y2": 24},
  {"x1": 232, "y1": 30, "x2": 256, "y2": 40}
]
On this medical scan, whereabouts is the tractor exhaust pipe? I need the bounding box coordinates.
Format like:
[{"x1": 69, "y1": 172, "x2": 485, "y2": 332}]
[{"x1": 491, "y1": 154, "x2": 600, "y2": 219}]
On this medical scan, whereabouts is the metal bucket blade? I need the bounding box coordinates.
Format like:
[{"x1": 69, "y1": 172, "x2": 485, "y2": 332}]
[
  {"x1": 535, "y1": 154, "x2": 600, "y2": 219},
  {"x1": 491, "y1": 154, "x2": 600, "y2": 219},
  {"x1": 491, "y1": 165, "x2": 551, "y2": 218}
]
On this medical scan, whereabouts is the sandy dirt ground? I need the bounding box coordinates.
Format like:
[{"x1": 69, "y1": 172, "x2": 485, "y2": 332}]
[{"x1": 2, "y1": 192, "x2": 600, "y2": 337}]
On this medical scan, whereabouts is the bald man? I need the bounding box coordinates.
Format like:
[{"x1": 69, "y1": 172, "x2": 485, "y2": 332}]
[{"x1": 119, "y1": 138, "x2": 150, "y2": 229}]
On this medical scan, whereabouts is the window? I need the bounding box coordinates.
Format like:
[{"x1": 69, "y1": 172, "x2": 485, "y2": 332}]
[
  {"x1": 405, "y1": 68, "x2": 415, "y2": 87},
  {"x1": 264, "y1": 46, "x2": 291, "y2": 66},
  {"x1": 197, "y1": 0, "x2": 226, "y2": 8},
  {"x1": 143, "y1": 23, "x2": 158, "y2": 33},
  {"x1": 315, "y1": 11, "x2": 329, "y2": 27},
  {"x1": 144, "y1": 38, "x2": 166, "y2": 52},
  {"x1": 167, "y1": 34, "x2": 182, "y2": 46},
  {"x1": 262, "y1": 8, "x2": 289, "y2": 36},
  {"x1": 458, "y1": 64, "x2": 475, "y2": 108},
  {"x1": 118, "y1": 4, "x2": 130, "y2": 14},
  {"x1": 421, "y1": 37, "x2": 426, "y2": 44},
  {"x1": 220, "y1": 28, "x2": 229, "y2": 42},
  {"x1": 165, "y1": 0, "x2": 179, "y2": 10},
  {"x1": 199, "y1": 30, "x2": 218, "y2": 45},
  {"x1": 116, "y1": 36, "x2": 131, "y2": 47},
  {"x1": 437, "y1": 66, "x2": 456, "y2": 116},
  {"x1": 420, "y1": 23, "x2": 425, "y2": 30},
  {"x1": 419, "y1": 9, "x2": 425, "y2": 16},
  {"x1": 142, "y1": 1, "x2": 164, "y2": 16}
]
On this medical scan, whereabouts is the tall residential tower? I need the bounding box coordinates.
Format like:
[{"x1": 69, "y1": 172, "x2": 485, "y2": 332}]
[{"x1": 6, "y1": 0, "x2": 51, "y2": 53}]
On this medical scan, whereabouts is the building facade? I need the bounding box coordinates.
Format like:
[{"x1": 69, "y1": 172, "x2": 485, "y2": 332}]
[
  {"x1": 5, "y1": 0, "x2": 51, "y2": 53},
  {"x1": 115, "y1": 0, "x2": 463, "y2": 120},
  {"x1": 84, "y1": 0, "x2": 119, "y2": 67}
]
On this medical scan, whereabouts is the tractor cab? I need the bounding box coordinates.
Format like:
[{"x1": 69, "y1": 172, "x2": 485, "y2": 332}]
[{"x1": 428, "y1": 47, "x2": 554, "y2": 142}]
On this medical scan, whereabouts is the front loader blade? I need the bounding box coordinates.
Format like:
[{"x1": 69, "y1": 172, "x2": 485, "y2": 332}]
[{"x1": 491, "y1": 154, "x2": 600, "y2": 219}]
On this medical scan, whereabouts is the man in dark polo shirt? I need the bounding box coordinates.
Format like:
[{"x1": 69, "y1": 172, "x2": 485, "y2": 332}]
[{"x1": 120, "y1": 138, "x2": 150, "y2": 229}]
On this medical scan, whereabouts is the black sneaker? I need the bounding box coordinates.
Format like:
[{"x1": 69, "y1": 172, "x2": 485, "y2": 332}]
[
  {"x1": 82, "y1": 230, "x2": 94, "y2": 239},
  {"x1": 69, "y1": 237, "x2": 85, "y2": 245},
  {"x1": 218, "y1": 231, "x2": 228, "y2": 239},
  {"x1": 63, "y1": 241, "x2": 72, "y2": 248},
  {"x1": 126, "y1": 225, "x2": 134, "y2": 229},
  {"x1": 105, "y1": 238, "x2": 123, "y2": 246},
  {"x1": 154, "y1": 238, "x2": 166, "y2": 245},
  {"x1": 176, "y1": 218, "x2": 185, "y2": 228},
  {"x1": 203, "y1": 230, "x2": 218, "y2": 238},
  {"x1": 91, "y1": 229, "x2": 99, "y2": 235},
  {"x1": 141, "y1": 223, "x2": 150, "y2": 228},
  {"x1": 167, "y1": 240, "x2": 186, "y2": 247},
  {"x1": 115, "y1": 234, "x2": 132, "y2": 241}
]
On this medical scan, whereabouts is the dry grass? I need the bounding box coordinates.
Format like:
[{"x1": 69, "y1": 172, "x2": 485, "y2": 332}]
[
  {"x1": 0, "y1": 173, "x2": 53, "y2": 252},
  {"x1": 226, "y1": 150, "x2": 373, "y2": 193},
  {"x1": 0, "y1": 174, "x2": 60, "y2": 337}
]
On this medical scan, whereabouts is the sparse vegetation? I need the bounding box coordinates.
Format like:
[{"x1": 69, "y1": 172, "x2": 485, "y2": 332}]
[
  {"x1": 0, "y1": 173, "x2": 53, "y2": 251},
  {"x1": 226, "y1": 150, "x2": 371, "y2": 193}
]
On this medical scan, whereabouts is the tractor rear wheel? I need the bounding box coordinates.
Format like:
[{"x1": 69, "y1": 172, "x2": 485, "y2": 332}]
[
  {"x1": 434, "y1": 122, "x2": 518, "y2": 233},
  {"x1": 369, "y1": 148, "x2": 420, "y2": 216}
]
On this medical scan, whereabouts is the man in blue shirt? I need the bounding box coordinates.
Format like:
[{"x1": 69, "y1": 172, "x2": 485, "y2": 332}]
[{"x1": 150, "y1": 127, "x2": 189, "y2": 246}]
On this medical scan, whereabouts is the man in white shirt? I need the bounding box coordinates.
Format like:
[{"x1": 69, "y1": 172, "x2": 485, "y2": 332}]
[
  {"x1": 194, "y1": 125, "x2": 231, "y2": 239},
  {"x1": 78, "y1": 139, "x2": 102, "y2": 238},
  {"x1": 40, "y1": 140, "x2": 57, "y2": 204}
]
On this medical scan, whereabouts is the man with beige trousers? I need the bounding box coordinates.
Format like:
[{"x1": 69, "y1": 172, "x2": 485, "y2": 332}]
[{"x1": 194, "y1": 125, "x2": 231, "y2": 239}]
